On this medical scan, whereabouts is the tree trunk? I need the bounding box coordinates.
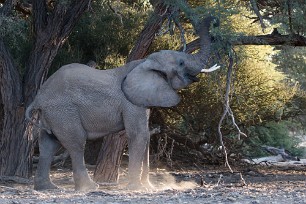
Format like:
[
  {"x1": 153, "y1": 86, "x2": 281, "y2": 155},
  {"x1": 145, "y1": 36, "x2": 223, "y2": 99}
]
[
  {"x1": 0, "y1": 0, "x2": 91, "y2": 180},
  {"x1": 0, "y1": 40, "x2": 34, "y2": 178},
  {"x1": 93, "y1": 1, "x2": 168, "y2": 183},
  {"x1": 93, "y1": 131, "x2": 127, "y2": 183}
]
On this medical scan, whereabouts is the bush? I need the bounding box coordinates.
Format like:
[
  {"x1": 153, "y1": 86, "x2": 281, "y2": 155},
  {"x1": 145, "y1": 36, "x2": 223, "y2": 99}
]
[
  {"x1": 154, "y1": 45, "x2": 300, "y2": 161},
  {"x1": 245, "y1": 121, "x2": 304, "y2": 157}
]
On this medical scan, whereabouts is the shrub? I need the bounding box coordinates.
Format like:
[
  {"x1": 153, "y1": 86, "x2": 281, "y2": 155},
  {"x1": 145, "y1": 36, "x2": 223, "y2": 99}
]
[{"x1": 245, "y1": 121, "x2": 304, "y2": 157}]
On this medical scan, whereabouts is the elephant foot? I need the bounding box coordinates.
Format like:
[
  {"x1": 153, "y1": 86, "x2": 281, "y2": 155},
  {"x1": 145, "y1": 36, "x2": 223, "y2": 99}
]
[
  {"x1": 34, "y1": 180, "x2": 59, "y2": 191},
  {"x1": 75, "y1": 180, "x2": 99, "y2": 192}
]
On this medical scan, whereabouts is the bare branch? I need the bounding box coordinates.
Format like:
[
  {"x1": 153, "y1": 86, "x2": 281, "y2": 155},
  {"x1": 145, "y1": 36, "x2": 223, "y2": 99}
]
[
  {"x1": 172, "y1": 11, "x2": 187, "y2": 52},
  {"x1": 15, "y1": 1, "x2": 32, "y2": 16},
  {"x1": 60, "y1": 0, "x2": 91, "y2": 40},
  {"x1": 233, "y1": 32, "x2": 306, "y2": 46},
  {"x1": 217, "y1": 49, "x2": 247, "y2": 173},
  {"x1": 249, "y1": 0, "x2": 266, "y2": 32},
  {"x1": 107, "y1": 0, "x2": 123, "y2": 25},
  {"x1": 184, "y1": 31, "x2": 306, "y2": 54},
  {"x1": 127, "y1": 2, "x2": 169, "y2": 62}
]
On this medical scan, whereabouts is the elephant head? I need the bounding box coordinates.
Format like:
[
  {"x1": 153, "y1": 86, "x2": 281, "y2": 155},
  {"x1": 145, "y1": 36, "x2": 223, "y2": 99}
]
[{"x1": 122, "y1": 16, "x2": 219, "y2": 107}]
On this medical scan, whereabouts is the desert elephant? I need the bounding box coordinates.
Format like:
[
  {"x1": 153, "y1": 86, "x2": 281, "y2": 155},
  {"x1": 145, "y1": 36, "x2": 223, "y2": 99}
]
[{"x1": 26, "y1": 16, "x2": 219, "y2": 191}]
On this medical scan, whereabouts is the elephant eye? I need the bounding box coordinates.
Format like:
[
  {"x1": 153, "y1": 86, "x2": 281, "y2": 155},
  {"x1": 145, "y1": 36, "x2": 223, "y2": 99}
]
[{"x1": 179, "y1": 59, "x2": 185, "y2": 66}]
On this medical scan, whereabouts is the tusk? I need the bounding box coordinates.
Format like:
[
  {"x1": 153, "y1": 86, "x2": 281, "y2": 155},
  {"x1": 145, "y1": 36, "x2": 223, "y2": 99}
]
[{"x1": 201, "y1": 64, "x2": 220, "y2": 73}]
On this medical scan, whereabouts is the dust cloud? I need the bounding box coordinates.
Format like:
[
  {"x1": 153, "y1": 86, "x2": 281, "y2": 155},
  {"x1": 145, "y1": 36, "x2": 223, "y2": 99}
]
[{"x1": 151, "y1": 172, "x2": 198, "y2": 191}]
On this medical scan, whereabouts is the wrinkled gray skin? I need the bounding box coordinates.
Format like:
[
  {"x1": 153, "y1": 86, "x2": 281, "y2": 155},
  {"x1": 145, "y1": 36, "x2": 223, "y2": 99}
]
[{"x1": 26, "y1": 16, "x2": 219, "y2": 191}]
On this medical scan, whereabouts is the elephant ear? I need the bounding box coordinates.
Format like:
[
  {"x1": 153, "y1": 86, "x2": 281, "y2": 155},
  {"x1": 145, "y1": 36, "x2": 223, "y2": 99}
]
[{"x1": 122, "y1": 59, "x2": 180, "y2": 107}]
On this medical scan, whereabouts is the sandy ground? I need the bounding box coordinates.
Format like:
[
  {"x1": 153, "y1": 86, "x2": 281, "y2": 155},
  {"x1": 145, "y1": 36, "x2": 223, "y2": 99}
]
[{"x1": 1, "y1": 165, "x2": 306, "y2": 204}]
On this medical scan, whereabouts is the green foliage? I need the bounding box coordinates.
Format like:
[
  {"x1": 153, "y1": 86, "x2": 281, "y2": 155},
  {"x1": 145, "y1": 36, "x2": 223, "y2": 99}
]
[
  {"x1": 155, "y1": 43, "x2": 298, "y2": 156},
  {"x1": 231, "y1": 46, "x2": 297, "y2": 124},
  {"x1": 269, "y1": 1, "x2": 306, "y2": 35},
  {"x1": 238, "y1": 0, "x2": 306, "y2": 35},
  {"x1": 246, "y1": 121, "x2": 304, "y2": 157},
  {"x1": 50, "y1": 0, "x2": 150, "y2": 72},
  {"x1": 145, "y1": 1, "x2": 306, "y2": 160},
  {"x1": 273, "y1": 47, "x2": 306, "y2": 88},
  {"x1": 0, "y1": 16, "x2": 26, "y2": 39},
  {"x1": 0, "y1": 15, "x2": 30, "y2": 70}
]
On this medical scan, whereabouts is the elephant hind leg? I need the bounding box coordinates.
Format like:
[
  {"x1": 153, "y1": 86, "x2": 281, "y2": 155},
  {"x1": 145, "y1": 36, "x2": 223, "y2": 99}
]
[
  {"x1": 47, "y1": 111, "x2": 98, "y2": 191},
  {"x1": 34, "y1": 130, "x2": 61, "y2": 190},
  {"x1": 57, "y1": 128, "x2": 98, "y2": 191}
]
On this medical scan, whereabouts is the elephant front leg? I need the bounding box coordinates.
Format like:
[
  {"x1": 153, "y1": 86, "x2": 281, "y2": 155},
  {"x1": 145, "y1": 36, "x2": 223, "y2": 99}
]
[
  {"x1": 68, "y1": 149, "x2": 99, "y2": 191},
  {"x1": 141, "y1": 141, "x2": 154, "y2": 189},
  {"x1": 124, "y1": 108, "x2": 152, "y2": 190},
  {"x1": 127, "y1": 135, "x2": 151, "y2": 190}
]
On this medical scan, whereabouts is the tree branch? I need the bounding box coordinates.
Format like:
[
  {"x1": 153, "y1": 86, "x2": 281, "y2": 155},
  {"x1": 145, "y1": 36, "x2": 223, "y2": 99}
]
[
  {"x1": 15, "y1": 1, "x2": 32, "y2": 16},
  {"x1": 249, "y1": 0, "x2": 266, "y2": 32},
  {"x1": 232, "y1": 33, "x2": 306, "y2": 46},
  {"x1": 60, "y1": 0, "x2": 91, "y2": 40},
  {"x1": 184, "y1": 31, "x2": 306, "y2": 53},
  {"x1": 127, "y1": 2, "x2": 169, "y2": 62},
  {"x1": 32, "y1": 0, "x2": 48, "y2": 33}
]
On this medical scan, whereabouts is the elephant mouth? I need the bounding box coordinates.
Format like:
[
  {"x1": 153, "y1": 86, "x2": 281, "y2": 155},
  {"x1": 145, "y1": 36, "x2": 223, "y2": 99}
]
[{"x1": 186, "y1": 74, "x2": 200, "y2": 82}]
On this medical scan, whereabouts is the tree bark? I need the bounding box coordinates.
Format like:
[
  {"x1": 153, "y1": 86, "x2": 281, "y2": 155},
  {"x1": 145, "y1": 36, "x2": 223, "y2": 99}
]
[
  {"x1": 93, "y1": 131, "x2": 127, "y2": 183},
  {"x1": 0, "y1": 39, "x2": 33, "y2": 178},
  {"x1": 0, "y1": 0, "x2": 91, "y2": 179},
  {"x1": 0, "y1": 0, "x2": 33, "y2": 179},
  {"x1": 232, "y1": 33, "x2": 306, "y2": 46}
]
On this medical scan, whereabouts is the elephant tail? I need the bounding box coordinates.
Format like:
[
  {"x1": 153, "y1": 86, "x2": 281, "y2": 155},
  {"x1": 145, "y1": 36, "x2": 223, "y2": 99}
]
[{"x1": 25, "y1": 102, "x2": 52, "y2": 134}]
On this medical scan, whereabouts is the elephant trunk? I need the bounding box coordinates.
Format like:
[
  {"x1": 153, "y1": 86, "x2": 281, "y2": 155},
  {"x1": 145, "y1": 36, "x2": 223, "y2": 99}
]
[{"x1": 188, "y1": 16, "x2": 219, "y2": 75}]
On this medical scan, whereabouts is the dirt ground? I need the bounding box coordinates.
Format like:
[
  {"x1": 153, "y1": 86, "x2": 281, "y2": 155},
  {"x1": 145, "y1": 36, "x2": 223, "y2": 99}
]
[{"x1": 1, "y1": 164, "x2": 306, "y2": 204}]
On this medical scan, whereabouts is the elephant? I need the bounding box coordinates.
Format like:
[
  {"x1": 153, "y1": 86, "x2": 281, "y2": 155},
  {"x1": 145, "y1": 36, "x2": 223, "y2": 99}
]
[{"x1": 25, "y1": 16, "x2": 219, "y2": 191}]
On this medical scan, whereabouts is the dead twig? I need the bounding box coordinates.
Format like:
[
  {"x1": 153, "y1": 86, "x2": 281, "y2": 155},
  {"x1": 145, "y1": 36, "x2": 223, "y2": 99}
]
[
  {"x1": 249, "y1": 0, "x2": 266, "y2": 32},
  {"x1": 217, "y1": 48, "x2": 247, "y2": 173},
  {"x1": 239, "y1": 172, "x2": 246, "y2": 186},
  {"x1": 215, "y1": 174, "x2": 223, "y2": 186},
  {"x1": 155, "y1": 135, "x2": 175, "y2": 167},
  {"x1": 156, "y1": 6, "x2": 187, "y2": 51}
]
